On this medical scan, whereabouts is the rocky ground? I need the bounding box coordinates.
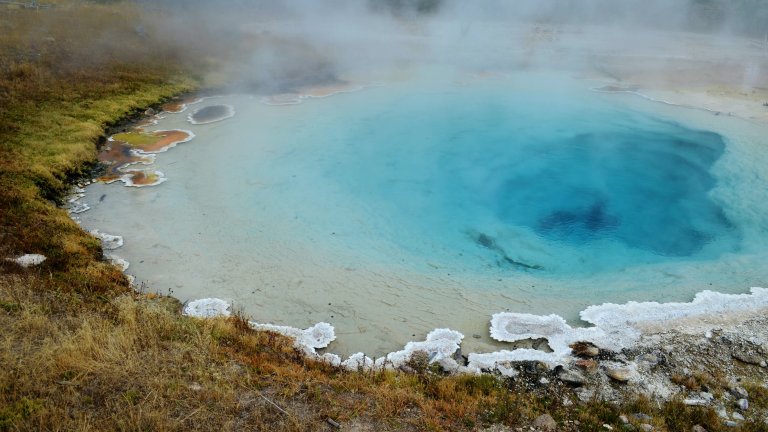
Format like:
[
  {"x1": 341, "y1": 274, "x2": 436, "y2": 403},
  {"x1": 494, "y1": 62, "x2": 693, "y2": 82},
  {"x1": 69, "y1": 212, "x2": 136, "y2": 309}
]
[{"x1": 486, "y1": 309, "x2": 768, "y2": 431}]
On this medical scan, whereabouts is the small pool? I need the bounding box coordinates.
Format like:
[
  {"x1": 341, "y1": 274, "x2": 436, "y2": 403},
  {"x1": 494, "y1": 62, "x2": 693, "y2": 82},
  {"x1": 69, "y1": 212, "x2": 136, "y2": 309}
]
[{"x1": 76, "y1": 71, "x2": 768, "y2": 355}]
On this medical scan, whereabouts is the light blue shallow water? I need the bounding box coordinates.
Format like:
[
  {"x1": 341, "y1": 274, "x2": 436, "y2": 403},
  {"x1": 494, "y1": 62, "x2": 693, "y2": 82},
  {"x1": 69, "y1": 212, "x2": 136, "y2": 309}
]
[{"x1": 76, "y1": 72, "x2": 768, "y2": 354}]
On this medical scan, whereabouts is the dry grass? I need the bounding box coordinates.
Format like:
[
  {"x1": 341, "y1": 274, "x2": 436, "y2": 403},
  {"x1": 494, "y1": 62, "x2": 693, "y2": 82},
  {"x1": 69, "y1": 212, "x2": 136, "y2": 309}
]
[
  {"x1": 5, "y1": 273, "x2": 767, "y2": 431},
  {"x1": 0, "y1": 274, "x2": 629, "y2": 431},
  {"x1": 0, "y1": 274, "x2": 313, "y2": 431}
]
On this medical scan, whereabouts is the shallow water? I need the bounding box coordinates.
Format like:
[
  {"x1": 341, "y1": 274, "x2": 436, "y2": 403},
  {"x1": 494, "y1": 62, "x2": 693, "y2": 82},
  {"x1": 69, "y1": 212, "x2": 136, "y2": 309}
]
[
  {"x1": 187, "y1": 104, "x2": 235, "y2": 125},
  {"x1": 76, "y1": 71, "x2": 768, "y2": 356}
]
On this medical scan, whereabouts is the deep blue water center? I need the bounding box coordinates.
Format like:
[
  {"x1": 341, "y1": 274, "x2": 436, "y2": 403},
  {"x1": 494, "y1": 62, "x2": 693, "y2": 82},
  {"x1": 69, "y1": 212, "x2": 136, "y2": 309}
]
[
  {"x1": 495, "y1": 126, "x2": 729, "y2": 257},
  {"x1": 325, "y1": 81, "x2": 740, "y2": 275}
]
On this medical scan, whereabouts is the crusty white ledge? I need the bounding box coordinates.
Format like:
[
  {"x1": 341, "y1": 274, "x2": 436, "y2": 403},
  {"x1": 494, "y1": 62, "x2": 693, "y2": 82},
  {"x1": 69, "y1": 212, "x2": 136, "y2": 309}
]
[{"x1": 181, "y1": 288, "x2": 768, "y2": 375}]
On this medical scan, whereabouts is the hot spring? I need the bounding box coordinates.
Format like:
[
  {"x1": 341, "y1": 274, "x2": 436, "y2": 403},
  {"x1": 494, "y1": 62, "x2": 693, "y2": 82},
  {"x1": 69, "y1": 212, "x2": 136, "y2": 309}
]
[{"x1": 77, "y1": 71, "x2": 768, "y2": 355}]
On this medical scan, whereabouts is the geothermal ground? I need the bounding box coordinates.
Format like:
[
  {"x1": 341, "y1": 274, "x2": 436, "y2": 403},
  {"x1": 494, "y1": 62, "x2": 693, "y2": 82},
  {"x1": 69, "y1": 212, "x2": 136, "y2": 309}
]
[{"x1": 73, "y1": 26, "x2": 768, "y2": 363}]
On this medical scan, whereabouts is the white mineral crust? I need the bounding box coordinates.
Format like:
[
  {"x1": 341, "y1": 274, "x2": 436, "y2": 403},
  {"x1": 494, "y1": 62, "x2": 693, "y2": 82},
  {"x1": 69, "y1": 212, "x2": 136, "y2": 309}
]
[
  {"x1": 6, "y1": 254, "x2": 47, "y2": 267},
  {"x1": 89, "y1": 230, "x2": 124, "y2": 250},
  {"x1": 183, "y1": 298, "x2": 232, "y2": 318},
  {"x1": 177, "y1": 289, "x2": 768, "y2": 376}
]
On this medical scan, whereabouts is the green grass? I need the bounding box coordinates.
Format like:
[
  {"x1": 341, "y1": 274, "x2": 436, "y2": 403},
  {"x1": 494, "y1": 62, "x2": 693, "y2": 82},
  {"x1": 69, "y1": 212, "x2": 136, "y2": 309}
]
[
  {"x1": 112, "y1": 131, "x2": 163, "y2": 146},
  {"x1": 0, "y1": 2, "x2": 197, "y2": 288}
]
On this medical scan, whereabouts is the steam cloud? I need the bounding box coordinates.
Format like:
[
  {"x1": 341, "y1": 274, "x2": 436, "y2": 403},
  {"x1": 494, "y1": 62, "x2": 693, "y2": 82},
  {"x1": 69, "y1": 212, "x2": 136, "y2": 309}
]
[{"x1": 129, "y1": 0, "x2": 768, "y2": 93}]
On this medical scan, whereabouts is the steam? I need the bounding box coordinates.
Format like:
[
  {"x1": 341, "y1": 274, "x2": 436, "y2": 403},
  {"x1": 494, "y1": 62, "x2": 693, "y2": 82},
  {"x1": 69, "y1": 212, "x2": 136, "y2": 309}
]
[{"x1": 130, "y1": 0, "x2": 768, "y2": 93}]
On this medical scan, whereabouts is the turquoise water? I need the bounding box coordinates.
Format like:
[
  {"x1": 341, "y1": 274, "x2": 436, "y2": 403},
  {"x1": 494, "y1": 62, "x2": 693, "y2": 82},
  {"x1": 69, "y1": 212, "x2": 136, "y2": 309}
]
[
  {"x1": 325, "y1": 82, "x2": 738, "y2": 275},
  {"x1": 76, "y1": 73, "x2": 768, "y2": 355}
]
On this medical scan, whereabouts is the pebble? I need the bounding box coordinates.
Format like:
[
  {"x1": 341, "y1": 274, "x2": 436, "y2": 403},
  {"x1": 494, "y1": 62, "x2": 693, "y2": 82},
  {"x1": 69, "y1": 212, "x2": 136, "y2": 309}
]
[
  {"x1": 638, "y1": 354, "x2": 659, "y2": 365},
  {"x1": 576, "y1": 359, "x2": 598, "y2": 371},
  {"x1": 559, "y1": 369, "x2": 587, "y2": 386},
  {"x1": 639, "y1": 424, "x2": 654, "y2": 432},
  {"x1": 605, "y1": 367, "x2": 631, "y2": 382},
  {"x1": 730, "y1": 386, "x2": 749, "y2": 399},
  {"x1": 732, "y1": 350, "x2": 764, "y2": 365},
  {"x1": 619, "y1": 415, "x2": 629, "y2": 424},
  {"x1": 736, "y1": 398, "x2": 749, "y2": 411},
  {"x1": 732, "y1": 412, "x2": 745, "y2": 421},
  {"x1": 724, "y1": 420, "x2": 738, "y2": 427},
  {"x1": 683, "y1": 399, "x2": 709, "y2": 406},
  {"x1": 691, "y1": 425, "x2": 708, "y2": 432},
  {"x1": 716, "y1": 407, "x2": 728, "y2": 419},
  {"x1": 532, "y1": 414, "x2": 557, "y2": 431},
  {"x1": 571, "y1": 341, "x2": 600, "y2": 357}
]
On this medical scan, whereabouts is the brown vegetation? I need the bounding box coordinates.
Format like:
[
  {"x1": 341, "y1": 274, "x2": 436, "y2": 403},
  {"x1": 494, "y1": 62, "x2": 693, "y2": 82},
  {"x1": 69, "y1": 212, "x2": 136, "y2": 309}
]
[
  {"x1": 10, "y1": 273, "x2": 767, "y2": 432},
  {"x1": 97, "y1": 141, "x2": 154, "y2": 183}
]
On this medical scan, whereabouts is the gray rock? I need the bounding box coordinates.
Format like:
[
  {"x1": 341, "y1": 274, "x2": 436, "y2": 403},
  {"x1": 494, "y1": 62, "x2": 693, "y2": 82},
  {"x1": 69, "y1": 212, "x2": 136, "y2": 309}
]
[
  {"x1": 144, "y1": 107, "x2": 157, "y2": 116},
  {"x1": 683, "y1": 399, "x2": 709, "y2": 406},
  {"x1": 761, "y1": 360, "x2": 767, "y2": 368},
  {"x1": 724, "y1": 420, "x2": 738, "y2": 427},
  {"x1": 730, "y1": 386, "x2": 749, "y2": 399},
  {"x1": 736, "y1": 399, "x2": 749, "y2": 411},
  {"x1": 691, "y1": 425, "x2": 708, "y2": 432},
  {"x1": 619, "y1": 415, "x2": 629, "y2": 424},
  {"x1": 732, "y1": 412, "x2": 745, "y2": 421},
  {"x1": 700, "y1": 392, "x2": 714, "y2": 402},
  {"x1": 639, "y1": 424, "x2": 654, "y2": 432},
  {"x1": 575, "y1": 388, "x2": 594, "y2": 402},
  {"x1": 638, "y1": 354, "x2": 659, "y2": 365},
  {"x1": 559, "y1": 369, "x2": 587, "y2": 386},
  {"x1": 606, "y1": 368, "x2": 631, "y2": 382},
  {"x1": 532, "y1": 413, "x2": 557, "y2": 431},
  {"x1": 732, "y1": 349, "x2": 763, "y2": 365}
]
